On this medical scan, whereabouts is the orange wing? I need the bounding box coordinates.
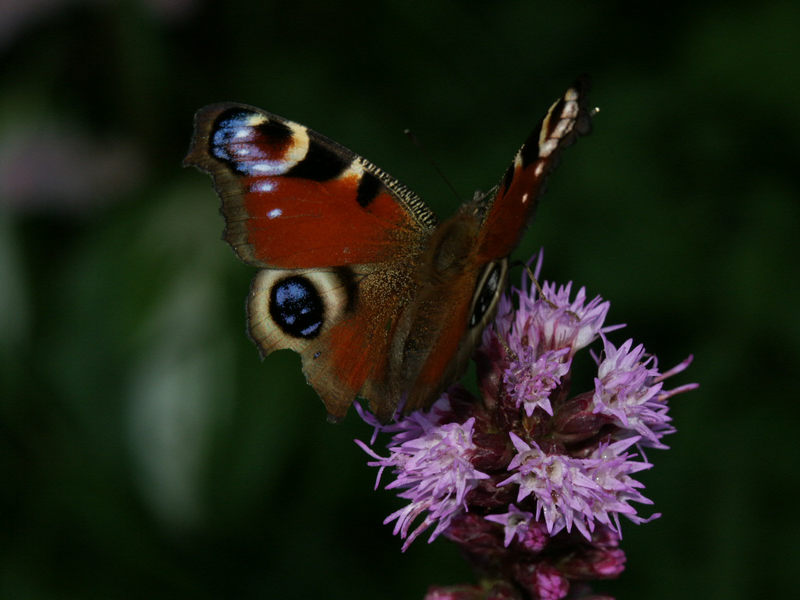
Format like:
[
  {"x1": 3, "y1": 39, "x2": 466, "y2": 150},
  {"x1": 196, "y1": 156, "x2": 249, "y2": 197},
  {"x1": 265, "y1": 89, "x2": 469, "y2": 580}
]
[
  {"x1": 184, "y1": 103, "x2": 437, "y2": 268},
  {"x1": 477, "y1": 78, "x2": 592, "y2": 261},
  {"x1": 185, "y1": 104, "x2": 437, "y2": 420}
]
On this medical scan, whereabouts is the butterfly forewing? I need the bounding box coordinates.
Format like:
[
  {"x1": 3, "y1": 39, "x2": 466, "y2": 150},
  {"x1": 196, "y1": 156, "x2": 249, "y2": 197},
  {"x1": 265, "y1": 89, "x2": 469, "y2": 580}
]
[
  {"x1": 184, "y1": 103, "x2": 437, "y2": 269},
  {"x1": 477, "y1": 79, "x2": 592, "y2": 261}
]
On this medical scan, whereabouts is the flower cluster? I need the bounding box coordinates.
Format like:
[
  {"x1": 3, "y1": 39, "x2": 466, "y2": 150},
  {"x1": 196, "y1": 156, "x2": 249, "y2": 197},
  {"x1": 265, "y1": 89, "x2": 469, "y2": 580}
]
[
  {"x1": 358, "y1": 254, "x2": 697, "y2": 600},
  {"x1": 357, "y1": 405, "x2": 490, "y2": 551}
]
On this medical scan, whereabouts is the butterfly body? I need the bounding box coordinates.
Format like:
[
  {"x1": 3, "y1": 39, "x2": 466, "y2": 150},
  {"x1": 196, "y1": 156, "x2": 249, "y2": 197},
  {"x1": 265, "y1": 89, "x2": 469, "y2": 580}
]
[{"x1": 185, "y1": 80, "x2": 590, "y2": 421}]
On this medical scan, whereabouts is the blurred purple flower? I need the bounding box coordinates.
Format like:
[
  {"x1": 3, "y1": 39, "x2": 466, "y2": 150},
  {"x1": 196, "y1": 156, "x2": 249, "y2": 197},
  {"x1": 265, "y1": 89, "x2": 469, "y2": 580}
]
[
  {"x1": 0, "y1": 0, "x2": 196, "y2": 48},
  {"x1": 0, "y1": 127, "x2": 144, "y2": 213}
]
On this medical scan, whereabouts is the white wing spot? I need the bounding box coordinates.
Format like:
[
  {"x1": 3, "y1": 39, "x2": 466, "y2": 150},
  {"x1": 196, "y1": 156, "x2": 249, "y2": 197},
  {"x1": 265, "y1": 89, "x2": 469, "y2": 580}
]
[
  {"x1": 245, "y1": 114, "x2": 267, "y2": 127},
  {"x1": 539, "y1": 139, "x2": 558, "y2": 158},
  {"x1": 251, "y1": 180, "x2": 277, "y2": 193},
  {"x1": 341, "y1": 160, "x2": 365, "y2": 180}
]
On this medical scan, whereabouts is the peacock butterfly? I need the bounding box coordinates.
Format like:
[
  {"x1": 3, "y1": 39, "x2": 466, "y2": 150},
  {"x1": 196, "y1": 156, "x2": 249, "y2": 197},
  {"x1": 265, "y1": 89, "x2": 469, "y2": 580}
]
[{"x1": 184, "y1": 79, "x2": 592, "y2": 422}]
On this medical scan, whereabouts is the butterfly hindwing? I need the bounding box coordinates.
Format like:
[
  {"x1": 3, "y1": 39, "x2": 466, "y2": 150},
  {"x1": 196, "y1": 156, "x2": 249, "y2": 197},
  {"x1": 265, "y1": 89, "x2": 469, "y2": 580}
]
[{"x1": 246, "y1": 263, "x2": 411, "y2": 419}]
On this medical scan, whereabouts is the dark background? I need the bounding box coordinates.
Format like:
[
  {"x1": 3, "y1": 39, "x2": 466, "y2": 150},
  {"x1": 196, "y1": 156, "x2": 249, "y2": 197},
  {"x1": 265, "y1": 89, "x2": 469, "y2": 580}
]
[{"x1": 2, "y1": 1, "x2": 798, "y2": 598}]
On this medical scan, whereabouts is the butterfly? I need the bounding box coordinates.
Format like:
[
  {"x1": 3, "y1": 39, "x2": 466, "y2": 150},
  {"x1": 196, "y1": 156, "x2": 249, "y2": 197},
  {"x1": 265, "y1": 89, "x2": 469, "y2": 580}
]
[{"x1": 184, "y1": 79, "x2": 591, "y2": 422}]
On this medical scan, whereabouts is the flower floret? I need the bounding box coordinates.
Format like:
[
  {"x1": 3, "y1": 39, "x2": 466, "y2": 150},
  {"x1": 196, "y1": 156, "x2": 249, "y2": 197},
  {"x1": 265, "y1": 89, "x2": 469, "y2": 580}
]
[
  {"x1": 499, "y1": 432, "x2": 656, "y2": 539},
  {"x1": 358, "y1": 411, "x2": 489, "y2": 551},
  {"x1": 592, "y1": 337, "x2": 696, "y2": 448}
]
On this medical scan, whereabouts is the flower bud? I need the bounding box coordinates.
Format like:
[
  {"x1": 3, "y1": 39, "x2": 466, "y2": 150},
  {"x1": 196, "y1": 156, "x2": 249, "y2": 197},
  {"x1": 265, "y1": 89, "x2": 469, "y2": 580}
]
[
  {"x1": 443, "y1": 513, "x2": 506, "y2": 556},
  {"x1": 425, "y1": 581, "x2": 521, "y2": 600},
  {"x1": 560, "y1": 546, "x2": 626, "y2": 580},
  {"x1": 475, "y1": 332, "x2": 509, "y2": 410},
  {"x1": 551, "y1": 391, "x2": 608, "y2": 445},
  {"x1": 512, "y1": 563, "x2": 569, "y2": 600}
]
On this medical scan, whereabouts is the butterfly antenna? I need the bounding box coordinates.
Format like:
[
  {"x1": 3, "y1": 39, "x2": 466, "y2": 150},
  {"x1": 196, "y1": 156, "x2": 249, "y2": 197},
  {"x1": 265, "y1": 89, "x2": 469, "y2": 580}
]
[
  {"x1": 510, "y1": 259, "x2": 580, "y2": 319},
  {"x1": 522, "y1": 262, "x2": 559, "y2": 310},
  {"x1": 404, "y1": 128, "x2": 462, "y2": 203}
]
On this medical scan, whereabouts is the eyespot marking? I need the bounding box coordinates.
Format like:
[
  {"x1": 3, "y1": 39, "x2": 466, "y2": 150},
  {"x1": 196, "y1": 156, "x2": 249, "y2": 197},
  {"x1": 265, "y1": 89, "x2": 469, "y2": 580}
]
[
  {"x1": 269, "y1": 276, "x2": 324, "y2": 339},
  {"x1": 211, "y1": 109, "x2": 308, "y2": 176}
]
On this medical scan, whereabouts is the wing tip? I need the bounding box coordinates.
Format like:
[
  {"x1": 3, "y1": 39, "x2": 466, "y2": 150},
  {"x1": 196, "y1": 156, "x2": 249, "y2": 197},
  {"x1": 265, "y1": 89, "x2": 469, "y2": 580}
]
[
  {"x1": 570, "y1": 74, "x2": 594, "y2": 136},
  {"x1": 183, "y1": 102, "x2": 256, "y2": 170}
]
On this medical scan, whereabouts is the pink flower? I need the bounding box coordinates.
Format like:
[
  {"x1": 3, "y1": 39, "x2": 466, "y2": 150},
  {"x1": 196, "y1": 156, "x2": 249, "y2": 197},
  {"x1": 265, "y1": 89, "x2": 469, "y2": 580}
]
[
  {"x1": 358, "y1": 251, "x2": 697, "y2": 598},
  {"x1": 504, "y1": 347, "x2": 571, "y2": 416},
  {"x1": 484, "y1": 504, "x2": 543, "y2": 549},
  {"x1": 592, "y1": 336, "x2": 698, "y2": 448},
  {"x1": 357, "y1": 398, "x2": 489, "y2": 551},
  {"x1": 497, "y1": 434, "x2": 655, "y2": 540}
]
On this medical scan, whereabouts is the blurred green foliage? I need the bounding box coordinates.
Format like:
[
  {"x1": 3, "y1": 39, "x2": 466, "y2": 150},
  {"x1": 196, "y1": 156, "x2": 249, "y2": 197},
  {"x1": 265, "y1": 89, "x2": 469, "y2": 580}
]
[{"x1": 1, "y1": 1, "x2": 799, "y2": 598}]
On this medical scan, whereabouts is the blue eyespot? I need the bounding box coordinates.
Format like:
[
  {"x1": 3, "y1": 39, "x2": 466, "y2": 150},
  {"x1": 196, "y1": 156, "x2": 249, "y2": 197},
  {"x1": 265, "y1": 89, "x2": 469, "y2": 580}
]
[
  {"x1": 269, "y1": 276, "x2": 324, "y2": 339},
  {"x1": 211, "y1": 110, "x2": 253, "y2": 162}
]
